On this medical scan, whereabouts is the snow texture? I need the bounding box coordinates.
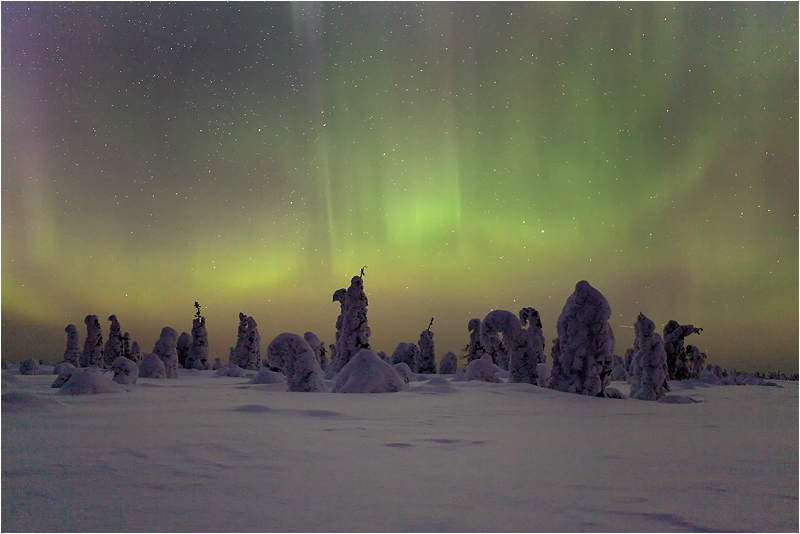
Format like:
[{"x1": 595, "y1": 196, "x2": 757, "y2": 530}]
[
  {"x1": 547, "y1": 281, "x2": 615, "y2": 396},
  {"x1": 111, "y1": 357, "x2": 139, "y2": 385},
  {"x1": 138, "y1": 353, "x2": 166, "y2": 379},
  {"x1": 62, "y1": 324, "x2": 81, "y2": 366},
  {"x1": 393, "y1": 362, "x2": 414, "y2": 384},
  {"x1": 57, "y1": 371, "x2": 125, "y2": 395},
  {"x1": 416, "y1": 329, "x2": 436, "y2": 374},
  {"x1": 53, "y1": 361, "x2": 77, "y2": 376},
  {"x1": 467, "y1": 318, "x2": 487, "y2": 363},
  {"x1": 480, "y1": 309, "x2": 539, "y2": 385},
  {"x1": 390, "y1": 342, "x2": 418, "y2": 371},
  {"x1": 2, "y1": 391, "x2": 64, "y2": 413},
  {"x1": 663, "y1": 320, "x2": 702, "y2": 380},
  {"x1": 18, "y1": 359, "x2": 40, "y2": 375},
  {"x1": 465, "y1": 357, "x2": 500, "y2": 383},
  {"x1": 186, "y1": 317, "x2": 209, "y2": 370},
  {"x1": 129, "y1": 340, "x2": 143, "y2": 364},
  {"x1": 266, "y1": 333, "x2": 325, "y2": 392},
  {"x1": 152, "y1": 327, "x2": 180, "y2": 378},
  {"x1": 103, "y1": 315, "x2": 123, "y2": 368},
  {"x1": 333, "y1": 349, "x2": 406, "y2": 393},
  {"x1": 250, "y1": 369, "x2": 287, "y2": 385},
  {"x1": 176, "y1": 332, "x2": 192, "y2": 367},
  {"x1": 439, "y1": 351, "x2": 458, "y2": 374},
  {"x1": 304, "y1": 331, "x2": 327, "y2": 370},
  {"x1": 628, "y1": 313, "x2": 668, "y2": 401},
  {"x1": 235, "y1": 315, "x2": 261, "y2": 370},
  {"x1": 332, "y1": 276, "x2": 371, "y2": 373},
  {"x1": 80, "y1": 314, "x2": 104, "y2": 368}
]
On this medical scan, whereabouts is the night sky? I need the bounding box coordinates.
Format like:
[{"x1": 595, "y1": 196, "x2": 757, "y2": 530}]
[{"x1": 2, "y1": 2, "x2": 797, "y2": 373}]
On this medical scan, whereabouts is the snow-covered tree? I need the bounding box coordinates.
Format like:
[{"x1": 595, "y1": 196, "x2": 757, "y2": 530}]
[
  {"x1": 519, "y1": 307, "x2": 546, "y2": 364},
  {"x1": 138, "y1": 353, "x2": 166, "y2": 378},
  {"x1": 103, "y1": 315, "x2": 122, "y2": 368},
  {"x1": 481, "y1": 309, "x2": 539, "y2": 385},
  {"x1": 329, "y1": 288, "x2": 347, "y2": 372},
  {"x1": 663, "y1": 320, "x2": 702, "y2": 380},
  {"x1": 332, "y1": 276, "x2": 371, "y2": 373},
  {"x1": 80, "y1": 314, "x2": 104, "y2": 367},
  {"x1": 53, "y1": 361, "x2": 77, "y2": 376},
  {"x1": 628, "y1": 313, "x2": 668, "y2": 400},
  {"x1": 547, "y1": 281, "x2": 615, "y2": 396},
  {"x1": 377, "y1": 351, "x2": 389, "y2": 363},
  {"x1": 334, "y1": 349, "x2": 405, "y2": 393},
  {"x1": 416, "y1": 329, "x2": 436, "y2": 374},
  {"x1": 234, "y1": 315, "x2": 261, "y2": 370},
  {"x1": 609, "y1": 354, "x2": 628, "y2": 381},
  {"x1": 266, "y1": 333, "x2": 325, "y2": 392},
  {"x1": 467, "y1": 318, "x2": 487, "y2": 363},
  {"x1": 304, "y1": 331, "x2": 326, "y2": 370},
  {"x1": 111, "y1": 357, "x2": 138, "y2": 385},
  {"x1": 62, "y1": 324, "x2": 81, "y2": 366},
  {"x1": 19, "y1": 359, "x2": 40, "y2": 375},
  {"x1": 211, "y1": 358, "x2": 224, "y2": 370},
  {"x1": 685, "y1": 344, "x2": 706, "y2": 379},
  {"x1": 623, "y1": 348, "x2": 635, "y2": 375},
  {"x1": 152, "y1": 327, "x2": 180, "y2": 379},
  {"x1": 439, "y1": 351, "x2": 458, "y2": 374},
  {"x1": 129, "y1": 340, "x2": 143, "y2": 364},
  {"x1": 186, "y1": 317, "x2": 209, "y2": 370},
  {"x1": 393, "y1": 362, "x2": 414, "y2": 384},
  {"x1": 465, "y1": 356, "x2": 500, "y2": 383},
  {"x1": 176, "y1": 332, "x2": 192, "y2": 367},
  {"x1": 390, "y1": 342, "x2": 418, "y2": 371}
]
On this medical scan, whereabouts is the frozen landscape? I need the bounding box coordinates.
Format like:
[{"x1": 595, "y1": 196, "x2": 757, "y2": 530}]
[{"x1": 3, "y1": 363, "x2": 797, "y2": 532}]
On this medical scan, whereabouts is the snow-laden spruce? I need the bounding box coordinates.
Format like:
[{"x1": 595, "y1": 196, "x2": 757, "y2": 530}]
[
  {"x1": 111, "y1": 357, "x2": 138, "y2": 385},
  {"x1": 334, "y1": 349, "x2": 406, "y2": 393},
  {"x1": 62, "y1": 324, "x2": 81, "y2": 366},
  {"x1": 19, "y1": 359, "x2": 40, "y2": 375},
  {"x1": 628, "y1": 313, "x2": 668, "y2": 401},
  {"x1": 152, "y1": 327, "x2": 180, "y2": 379},
  {"x1": 467, "y1": 318, "x2": 487, "y2": 363},
  {"x1": 332, "y1": 276, "x2": 371, "y2": 373},
  {"x1": 480, "y1": 309, "x2": 539, "y2": 385},
  {"x1": 266, "y1": 333, "x2": 325, "y2": 392},
  {"x1": 129, "y1": 340, "x2": 143, "y2": 364},
  {"x1": 416, "y1": 329, "x2": 436, "y2": 374},
  {"x1": 329, "y1": 288, "x2": 348, "y2": 373},
  {"x1": 304, "y1": 331, "x2": 327, "y2": 371},
  {"x1": 685, "y1": 345, "x2": 706, "y2": 379},
  {"x1": 80, "y1": 314, "x2": 104, "y2": 367},
  {"x1": 519, "y1": 307, "x2": 547, "y2": 364},
  {"x1": 663, "y1": 320, "x2": 702, "y2": 380},
  {"x1": 548, "y1": 281, "x2": 615, "y2": 396},
  {"x1": 439, "y1": 351, "x2": 458, "y2": 374},
  {"x1": 103, "y1": 315, "x2": 122, "y2": 368},
  {"x1": 623, "y1": 347, "x2": 635, "y2": 376},
  {"x1": 610, "y1": 354, "x2": 628, "y2": 381},
  {"x1": 185, "y1": 317, "x2": 209, "y2": 370},
  {"x1": 234, "y1": 315, "x2": 261, "y2": 370},
  {"x1": 139, "y1": 353, "x2": 166, "y2": 378},
  {"x1": 391, "y1": 342, "x2": 418, "y2": 371},
  {"x1": 177, "y1": 332, "x2": 192, "y2": 367}
]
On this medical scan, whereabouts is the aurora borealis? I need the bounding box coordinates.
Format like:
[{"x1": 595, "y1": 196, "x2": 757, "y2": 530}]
[{"x1": 2, "y1": 2, "x2": 797, "y2": 372}]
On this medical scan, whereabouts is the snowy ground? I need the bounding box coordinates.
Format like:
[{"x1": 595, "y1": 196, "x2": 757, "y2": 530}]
[{"x1": 2, "y1": 368, "x2": 797, "y2": 532}]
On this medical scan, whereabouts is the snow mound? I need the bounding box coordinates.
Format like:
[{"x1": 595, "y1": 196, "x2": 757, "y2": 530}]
[
  {"x1": 18, "y1": 359, "x2": 41, "y2": 375},
  {"x1": 410, "y1": 376, "x2": 458, "y2": 394},
  {"x1": 601, "y1": 387, "x2": 627, "y2": 399},
  {"x1": 250, "y1": 369, "x2": 286, "y2": 384},
  {"x1": 2, "y1": 391, "x2": 65, "y2": 412},
  {"x1": 657, "y1": 395, "x2": 698, "y2": 404},
  {"x1": 57, "y1": 371, "x2": 125, "y2": 395},
  {"x1": 465, "y1": 358, "x2": 500, "y2": 383},
  {"x1": 111, "y1": 357, "x2": 139, "y2": 385},
  {"x1": 53, "y1": 362, "x2": 77, "y2": 376},
  {"x1": 214, "y1": 364, "x2": 246, "y2": 377},
  {"x1": 393, "y1": 362, "x2": 414, "y2": 384},
  {"x1": 139, "y1": 353, "x2": 166, "y2": 378},
  {"x1": 334, "y1": 349, "x2": 406, "y2": 393},
  {"x1": 2, "y1": 372, "x2": 24, "y2": 387}
]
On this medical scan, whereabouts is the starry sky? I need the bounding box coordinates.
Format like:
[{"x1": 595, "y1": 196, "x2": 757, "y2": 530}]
[{"x1": 2, "y1": 2, "x2": 797, "y2": 373}]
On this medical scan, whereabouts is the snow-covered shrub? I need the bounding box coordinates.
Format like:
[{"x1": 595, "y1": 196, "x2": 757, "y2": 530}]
[
  {"x1": 519, "y1": 307, "x2": 547, "y2": 364},
  {"x1": 266, "y1": 333, "x2": 325, "y2": 392},
  {"x1": 111, "y1": 357, "x2": 138, "y2": 385},
  {"x1": 390, "y1": 342, "x2": 418, "y2": 371},
  {"x1": 51, "y1": 366, "x2": 77, "y2": 387},
  {"x1": 103, "y1": 315, "x2": 122, "y2": 368},
  {"x1": 211, "y1": 358, "x2": 223, "y2": 370},
  {"x1": 62, "y1": 324, "x2": 81, "y2": 366},
  {"x1": 602, "y1": 387, "x2": 627, "y2": 399},
  {"x1": 393, "y1": 362, "x2": 414, "y2": 384},
  {"x1": 304, "y1": 331, "x2": 327, "y2": 370},
  {"x1": 186, "y1": 317, "x2": 209, "y2": 370},
  {"x1": 377, "y1": 351, "x2": 389, "y2": 363},
  {"x1": 481, "y1": 309, "x2": 538, "y2": 385},
  {"x1": 416, "y1": 329, "x2": 436, "y2": 374},
  {"x1": 334, "y1": 349, "x2": 405, "y2": 393},
  {"x1": 176, "y1": 332, "x2": 192, "y2": 367},
  {"x1": 19, "y1": 359, "x2": 40, "y2": 375},
  {"x1": 80, "y1": 314, "x2": 104, "y2": 367},
  {"x1": 250, "y1": 369, "x2": 286, "y2": 384},
  {"x1": 439, "y1": 351, "x2": 458, "y2": 374},
  {"x1": 332, "y1": 276, "x2": 371, "y2": 373},
  {"x1": 235, "y1": 315, "x2": 261, "y2": 370},
  {"x1": 53, "y1": 361, "x2": 77, "y2": 376},
  {"x1": 663, "y1": 320, "x2": 702, "y2": 380},
  {"x1": 609, "y1": 354, "x2": 628, "y2": 381},
  {"x1": 129, "y1": 340, "x2": 143, "y2": 364},
  {"x1": 139, "y1": 353, "x2": 166, "y2": 378},
  {"x1": 547, "y1": 281, "x2": 615, "y2": 396},
  {"x1": 467, "y1": 318, "x2": 486, "y2": 363},
  {"x1": 628, "y1": 313, "x2": 668, "y2": 401},
  {"x1": 152, "y1": 327, "x2": 180, "y2": 378},
  {"x1": 214, "y1": 363, "x2": 246, "y2": 377},
  {"x1": 465, "y1": 357, "x2": 500, "y2": 383},
  {"x1": 57, "y1": 371, "x2": 123, "y2": 395}
]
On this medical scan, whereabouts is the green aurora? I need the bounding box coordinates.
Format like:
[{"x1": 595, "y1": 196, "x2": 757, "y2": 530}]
[{"x1": 2, "y1": 2, "x2": 797, "y2": 372}]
